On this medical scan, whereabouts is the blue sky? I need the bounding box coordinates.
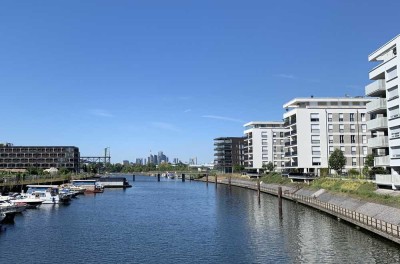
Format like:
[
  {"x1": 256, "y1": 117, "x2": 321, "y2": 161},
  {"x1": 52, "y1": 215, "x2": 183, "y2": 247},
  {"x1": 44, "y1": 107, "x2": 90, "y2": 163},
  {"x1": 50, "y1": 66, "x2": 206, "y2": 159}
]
[{"x1": 0, "y1": 0, "x2": 399, "y2": 163}]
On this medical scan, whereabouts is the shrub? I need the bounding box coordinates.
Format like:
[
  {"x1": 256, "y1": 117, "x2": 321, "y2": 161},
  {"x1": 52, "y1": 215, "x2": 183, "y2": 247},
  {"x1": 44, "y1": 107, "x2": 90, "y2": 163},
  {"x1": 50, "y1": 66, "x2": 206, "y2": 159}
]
[{"x1": 320, "y1": 168, "x2": 329, "y2": 177}]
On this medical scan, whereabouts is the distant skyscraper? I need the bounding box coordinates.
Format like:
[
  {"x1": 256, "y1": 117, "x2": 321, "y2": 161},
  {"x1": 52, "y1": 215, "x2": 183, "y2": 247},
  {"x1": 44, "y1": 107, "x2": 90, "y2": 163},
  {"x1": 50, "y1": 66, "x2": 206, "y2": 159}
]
[{"x1": 123, "y1": 160, "x2": 130, "y2": 166}]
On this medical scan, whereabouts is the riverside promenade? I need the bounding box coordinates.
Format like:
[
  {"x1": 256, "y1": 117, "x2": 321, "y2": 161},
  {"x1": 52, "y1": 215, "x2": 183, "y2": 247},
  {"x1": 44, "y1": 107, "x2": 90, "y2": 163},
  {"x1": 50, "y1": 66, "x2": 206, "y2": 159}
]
[{"x1": 208, "y1": 177, "x2": 400, "y2": 244}]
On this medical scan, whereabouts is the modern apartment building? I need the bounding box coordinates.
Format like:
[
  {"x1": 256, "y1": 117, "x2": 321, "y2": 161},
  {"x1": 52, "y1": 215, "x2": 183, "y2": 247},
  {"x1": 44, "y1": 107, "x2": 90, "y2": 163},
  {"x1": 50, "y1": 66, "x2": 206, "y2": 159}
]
[
  {"x1": 0, "y1": 145, "x2": 80, "y2": 172},
  {"x1": 214, "y1": 137, "x2": 245, "y2": 173},
  {"x1": 283, "y1": 97, "x2": 371, "y2": 175},
  {"x1": 243, "y1": 121, "x2": 287, "y2": 172},
  {"x1": 366, "y1": 35, "x2": 400, "y2": 184}
]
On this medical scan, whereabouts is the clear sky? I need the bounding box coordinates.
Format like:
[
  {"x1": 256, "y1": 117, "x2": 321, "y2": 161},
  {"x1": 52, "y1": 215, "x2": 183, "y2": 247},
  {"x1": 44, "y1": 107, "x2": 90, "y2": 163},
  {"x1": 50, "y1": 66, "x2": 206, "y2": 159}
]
[{"x1": 0, "y1": 0, "x2": 399, "y2": 163}]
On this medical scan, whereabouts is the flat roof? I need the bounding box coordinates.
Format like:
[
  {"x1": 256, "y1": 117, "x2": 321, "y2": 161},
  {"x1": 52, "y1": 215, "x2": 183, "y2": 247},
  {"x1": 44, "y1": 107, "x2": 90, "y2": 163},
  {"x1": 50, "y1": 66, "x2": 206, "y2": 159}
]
[
  {"x1": 243, "y1": 121, "x2": 284, "y2": 127},
  {"x1": 369, "y1": 34, "x2": 400, "y2": 60},
  {"x1": 283, "y1": 97, "x2": 370, "y2": 108}
]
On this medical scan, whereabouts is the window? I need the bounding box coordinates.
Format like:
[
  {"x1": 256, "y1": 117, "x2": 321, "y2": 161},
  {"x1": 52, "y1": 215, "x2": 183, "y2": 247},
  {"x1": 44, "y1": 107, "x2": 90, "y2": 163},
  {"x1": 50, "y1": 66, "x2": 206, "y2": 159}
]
[
  {"x1": 339, "y1": 113, "x2": 344, "y2": 122},
  {"x1": 311, "y1": 135, "x2": 320, "y2": 144},
  {"x1": 312, "y1": 157, "x2": 321, "y2": 166},
  {"x1": 362, "y1": 135, "x2": 367, "y2": 144},
  {"x1": 340, "y1": 146, "x2": 345, "y2": 153},
  {"x1": 262, "y1": 154, "x2": 268, "y2": 160},
  {"x1": 352, "y1": 157, "x2": 357, "y2": 166},
  {"x1": 387, "y1": 66, "x2": 397, "y2": 80},
  {"x1": 261, "y1": 132, "x2": 268, "y2": 138},
  {"x1": 350, "y1": 124, "x2": 355, "y2": 132},
  {"x1": 361, "y1": 113, "x2": 366, "y2": 122},
  {"x1": 351, "y1": 146, "x2": 356, "y2": 155},
  {"x1": 329, "y1": 146, "x2": 334, "y2": 154},
  {"x1": 340, "y1": 135, "x2": 344, "y2": 144},
  {"x1": 311, "y1": 124, "x2": 320, "y2": 133},
  {"x1": 328, "y1": 124, "x2": 333, "y2": 133},
  {"x1": 329, "y1": 135, "x2": 334, "y2": 144},
  {"x1": 361, "y1": 125, "x2": 367, "y2": 133},
  {"x1": 273, "y1": 132, "x2": 277, "y2": 138},
  {"x1": 391, "y1": 126, "x2": 400, "y2": 138},
  {"x1": 351, "y1": 135, "x2": 356, "y2": 144},
  {"x1": 273, "y1": 139, "x2": 277, "y2": 143},
  {"x1": 350, "y1": 113, "x2": 354, "y2": 122},
  {"x1": 389, "y1": 106, "x2": 400, "y2": 119},
  {"x1": 310, "y1": 113, "x2": 319, "y2": 122},
  {"x1": 262, "y1": 139, "x2": 268, "y2": 145},
  {"x1": 388, "y1": 86, "x2": 399, "y2": 100},
  {"x1": 328, "y1": 113, "x2": 333, "y2": 122},
  {"x1": 339, "y1": 124, "x2": 344, "y2": 133},
  {"x1": 363, "y1": 146, "x2": 368, "y2": 155},
  {"x1": 312, "y1": 146, "x2": 321, "y2": 155},
  {"x1": 280, "y1": 132, "x2": 284, "y2": 137},
  {"x1": 262, "y1": 146, "x2": 268, "y2": 152}
]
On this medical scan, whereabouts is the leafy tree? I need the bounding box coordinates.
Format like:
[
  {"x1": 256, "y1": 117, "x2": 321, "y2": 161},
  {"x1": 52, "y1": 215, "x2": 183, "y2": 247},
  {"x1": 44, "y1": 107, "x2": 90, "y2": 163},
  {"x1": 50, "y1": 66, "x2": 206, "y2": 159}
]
[
  {"x1": 264, "y1": 162, "x2": 276, "y2": 173},
  {"x1": 365, "y1": 154, "x2": 374, "y2": 168},
  {"x1": 233, "y1": 164, "x2": 244, "y2": 173},
  {"x1": 58, "y1": 167, "x2": 70, "y2": 175},
  {"x1": 329, "y1": 149, "x2": 346, "y2": 175}
]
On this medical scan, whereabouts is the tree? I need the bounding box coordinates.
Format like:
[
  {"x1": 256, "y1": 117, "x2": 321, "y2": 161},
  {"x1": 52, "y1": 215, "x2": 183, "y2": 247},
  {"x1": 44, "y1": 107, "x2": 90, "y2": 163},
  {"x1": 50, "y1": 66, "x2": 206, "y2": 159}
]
[
  {"x1": 264, "y1": 162, "x2": 276, "y2": 173},
  {"x1": 365, "y1": 154, "x2": 374, "y2": 168},
  {"x1": 329, "y1": 149, "x2": 346, "y2": 175},
  {"x1": 233, "y1": 164, "x2": 244, "y2": 173}
]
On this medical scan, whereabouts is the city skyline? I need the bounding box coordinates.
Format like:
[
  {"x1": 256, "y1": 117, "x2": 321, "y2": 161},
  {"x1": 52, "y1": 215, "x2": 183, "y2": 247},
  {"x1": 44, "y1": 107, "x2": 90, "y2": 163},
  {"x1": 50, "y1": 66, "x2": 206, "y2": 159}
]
[{"x1": 1, "y1": 1, "x2": 399, "y2": 163}]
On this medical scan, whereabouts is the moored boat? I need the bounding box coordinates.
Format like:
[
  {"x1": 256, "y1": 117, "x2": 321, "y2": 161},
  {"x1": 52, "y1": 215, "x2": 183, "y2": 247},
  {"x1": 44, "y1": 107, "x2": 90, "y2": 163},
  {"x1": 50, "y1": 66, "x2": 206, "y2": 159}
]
[
  {"x1": 25, "y1": 185, "x2": 62, "y2": 204},
  {"x1": 98, "y1": 177, "x2": 132, "y2": 188},
  {"x1": 71, "y1": 180, "x2": 104, "y2": 193}
]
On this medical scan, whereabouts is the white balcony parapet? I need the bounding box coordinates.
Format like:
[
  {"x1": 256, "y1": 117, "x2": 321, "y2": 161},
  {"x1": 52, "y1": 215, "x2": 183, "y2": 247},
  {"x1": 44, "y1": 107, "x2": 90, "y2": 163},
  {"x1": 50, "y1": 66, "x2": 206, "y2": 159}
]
[
  {"x1": 366, "y1": 98, "x2": 387, "y2": 114},
  {"x1": 367, "y1": 117, "x2": 388, "y2": 131},
  {"x1": 365, "y1": 80, "x2": 386, "y2": 96},
  {"x1": 375, "y1": 155, "x2": 390, "y2": 167},
  {"x1": 368, "y1": 136, "x2": 388, "y2": 149},
  {"x1": 375, "y1": 174, "x2": 400, "y2": 188}
]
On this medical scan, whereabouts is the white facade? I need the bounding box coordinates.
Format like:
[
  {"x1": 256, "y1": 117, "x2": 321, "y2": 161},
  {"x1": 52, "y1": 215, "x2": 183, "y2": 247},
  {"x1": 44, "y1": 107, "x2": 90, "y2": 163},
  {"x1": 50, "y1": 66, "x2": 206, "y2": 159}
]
[
  {"x1": 283, "y1": 98, "x2": 371, "y2": 175},
  {"x1": 243, "y1": 121, "x2": 287, "y2": 172},
  {"x1": 366, "y1": 35, "x2": 400, "y2": 177}
]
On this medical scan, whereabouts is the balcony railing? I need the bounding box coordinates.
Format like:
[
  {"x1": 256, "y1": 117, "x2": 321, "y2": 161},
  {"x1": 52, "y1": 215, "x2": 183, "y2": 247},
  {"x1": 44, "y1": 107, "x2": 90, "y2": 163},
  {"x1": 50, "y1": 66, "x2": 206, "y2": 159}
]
[
  {"x1": 367, "y1": 117, "x2": 388, "y2": 131},
  {"x1": 368, "y1": 136, "x2": 389, "y2": 149},
  {"x1": 375, "y1": 155, "x2": 390, "y2": 167},
  {"x1": 366, "y1": 98, "x2": 387, "y2": 114},
  {"x1": 365, "y1": 79, "x2": 385, "y2": 97}
]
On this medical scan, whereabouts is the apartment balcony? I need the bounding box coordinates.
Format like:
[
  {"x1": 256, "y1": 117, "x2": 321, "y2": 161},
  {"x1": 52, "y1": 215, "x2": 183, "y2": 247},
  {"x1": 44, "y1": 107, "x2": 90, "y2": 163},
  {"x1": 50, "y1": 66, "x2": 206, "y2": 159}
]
[
  {"x1": 375, "y1": 155, "x2": 390, "y2": 167},
  {"x1": 365, "y1": 79, "x2": 386, "y2": 97},
  {"x1": 367, "y1": 117, "x2": 388, "y2": 131},
  {"x1": 368, "y1": 136, "x2": 388, "y2": 149},
  {"x1": 366, "y1": 98, "x2": 387, "y2": 114},
  {"x1": 291, "y1": 130, "x2": 297, "y2": 135}
]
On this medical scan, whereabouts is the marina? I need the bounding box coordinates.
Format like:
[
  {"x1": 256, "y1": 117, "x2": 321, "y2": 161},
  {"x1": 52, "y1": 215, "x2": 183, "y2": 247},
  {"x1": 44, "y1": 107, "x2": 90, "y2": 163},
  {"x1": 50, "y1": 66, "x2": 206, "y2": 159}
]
[{"x1": 1, "y1": 175, "x2": 400, "y2": 263}]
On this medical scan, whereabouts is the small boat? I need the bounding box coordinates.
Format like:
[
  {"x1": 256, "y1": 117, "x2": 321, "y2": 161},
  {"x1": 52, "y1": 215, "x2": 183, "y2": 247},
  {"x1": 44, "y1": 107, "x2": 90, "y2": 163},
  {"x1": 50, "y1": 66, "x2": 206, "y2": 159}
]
[
  {"x1": 0, "y1": 200, "x2": 26, "y2": 213},
  {"x1": 71, "y1": 180, "x2": 104, "y2": 193},
  {"x1": 7, "y1": 193, "x2": 43, "y2": 209},
  {"x1": 167, "y1": 173, "x2": 175, "y2": 179},
  {"x1": 25, "y1": 185, "x2": 63, "y2": 204}
]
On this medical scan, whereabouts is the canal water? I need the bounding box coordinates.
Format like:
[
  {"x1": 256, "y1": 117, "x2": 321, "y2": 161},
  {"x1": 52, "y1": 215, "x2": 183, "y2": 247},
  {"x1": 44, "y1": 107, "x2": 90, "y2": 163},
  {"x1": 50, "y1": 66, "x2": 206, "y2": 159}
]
[{"x1": 1, "y1": 175, "x2": 399, "y2": 264}]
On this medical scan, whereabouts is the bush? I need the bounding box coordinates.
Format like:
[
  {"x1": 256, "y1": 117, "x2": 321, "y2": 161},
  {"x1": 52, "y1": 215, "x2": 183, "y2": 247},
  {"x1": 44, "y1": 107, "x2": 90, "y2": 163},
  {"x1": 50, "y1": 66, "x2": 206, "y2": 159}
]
[
  {"x1": 348, "y1": 169, "x2": 360, "y2": 177},
  {"x1": 320, "y1": 168, "x2": 329, "y2": 177}
]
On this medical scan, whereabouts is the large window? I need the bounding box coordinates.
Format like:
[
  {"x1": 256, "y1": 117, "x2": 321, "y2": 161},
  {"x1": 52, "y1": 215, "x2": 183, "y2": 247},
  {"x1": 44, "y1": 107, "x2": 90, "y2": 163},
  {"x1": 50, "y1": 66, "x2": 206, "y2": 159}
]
[
  {"x1": 363, "y1": 146, "x2": 368, "y2": 155},
  {"x1": 361, "y1": 113, "x2": 366, "y2": 122},
  {"x1": 351, "y1": 146, "x2": 356, "y2": 155},
  {"x1": 361, "y1": 125, "x2": 367, "y2": 133},
  {"x1": 351, "y1": 135, "x2": 356, "y2": 144},
  {"x1": 352, "y1": 157, "x2": 357, "y2": 166},
  {"x1": 312, "y1": 146, "x2": 321, "y2": 155},
  {"x1": 261, "y1": 132, "x2": 268, "y2": 138},
  {"x1": 362, "y1": 135, "x2": 367, "y2": 144},
  {"x1": 328, "y1": 113, "x2": 333, "y2": 122},
  {"x1": 329, "y1": 146, "x2": 334, "y2": 154},
  {"x1": 310, "y1": 113, "x2": 319, "y2": 122},
  {"x1": 329, "y1": 135, "x2": 334, "y2": 144},
  {"x1": 339, "y1": 113, "x2": 344, "y2": 122},
  {"x1": 311, "y1": 135, "x2": 320, "y2": 144},
  {"x1": 387, "y1": 66, "x2": 397, "y2": 80},
  {"x1": 350, "y1": 124, "x2": 355, "y2": 132},
  {"x1": 350, "y1": 113, "x2": 354, "y2": 122},
  {"x1": 311, "y1": 124, "x2": 320, "y2": 133},
  {"x1": 340, "y1": 135, "x2": 344, "y2": 144},
  {"x1": 328, "y1": 124, "x2": 333, "y2": 133},
  {"x1": 339, "y1": 124, "x2": 344, "y2": 133},
  {"x1": 312, "y1": 157, "x2": 321, "y2": 166}
]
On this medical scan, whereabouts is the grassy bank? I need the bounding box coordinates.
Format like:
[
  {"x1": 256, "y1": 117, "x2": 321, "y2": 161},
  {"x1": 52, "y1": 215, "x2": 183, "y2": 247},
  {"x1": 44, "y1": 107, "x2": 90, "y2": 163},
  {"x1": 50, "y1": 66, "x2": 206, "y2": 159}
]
[{"x1": 309, "y1": 178, "x2": 400, "y2": 208}]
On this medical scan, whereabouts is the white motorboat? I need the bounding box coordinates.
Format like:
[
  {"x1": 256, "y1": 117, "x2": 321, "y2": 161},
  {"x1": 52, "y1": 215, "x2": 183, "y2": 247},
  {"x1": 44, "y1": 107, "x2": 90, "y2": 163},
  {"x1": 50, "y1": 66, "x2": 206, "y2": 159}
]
[
  {"x1": 8, "y1": 193, "x2": 43, "y2": 209},
  {"x1": 0, "y1": 200, "x2": 26, "y2": 213},
  {"x1": 25, "y1": 185, "x2": 62, "y2": 204}
]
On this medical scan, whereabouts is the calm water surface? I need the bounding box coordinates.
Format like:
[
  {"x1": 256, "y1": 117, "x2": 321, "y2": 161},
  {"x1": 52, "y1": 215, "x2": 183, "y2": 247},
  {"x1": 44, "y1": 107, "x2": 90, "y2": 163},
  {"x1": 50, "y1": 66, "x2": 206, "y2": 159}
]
[{"x1": 1, "y1": 175, "x2": 399, "y2": 264}]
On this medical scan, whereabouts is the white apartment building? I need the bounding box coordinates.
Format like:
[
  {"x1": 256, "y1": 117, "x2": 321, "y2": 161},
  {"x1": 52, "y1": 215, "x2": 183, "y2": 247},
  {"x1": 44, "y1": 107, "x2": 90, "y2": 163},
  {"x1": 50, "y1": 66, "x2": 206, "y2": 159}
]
[
  {"x1": 366, "y1": 35, "x2": 400, "y2": 186},
  {"x1": 283, "y1": 98, "x2": 371, "y2": 175},
  {"x1": 243, "y1": 121, "x2": 287, "y2": 172}
]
